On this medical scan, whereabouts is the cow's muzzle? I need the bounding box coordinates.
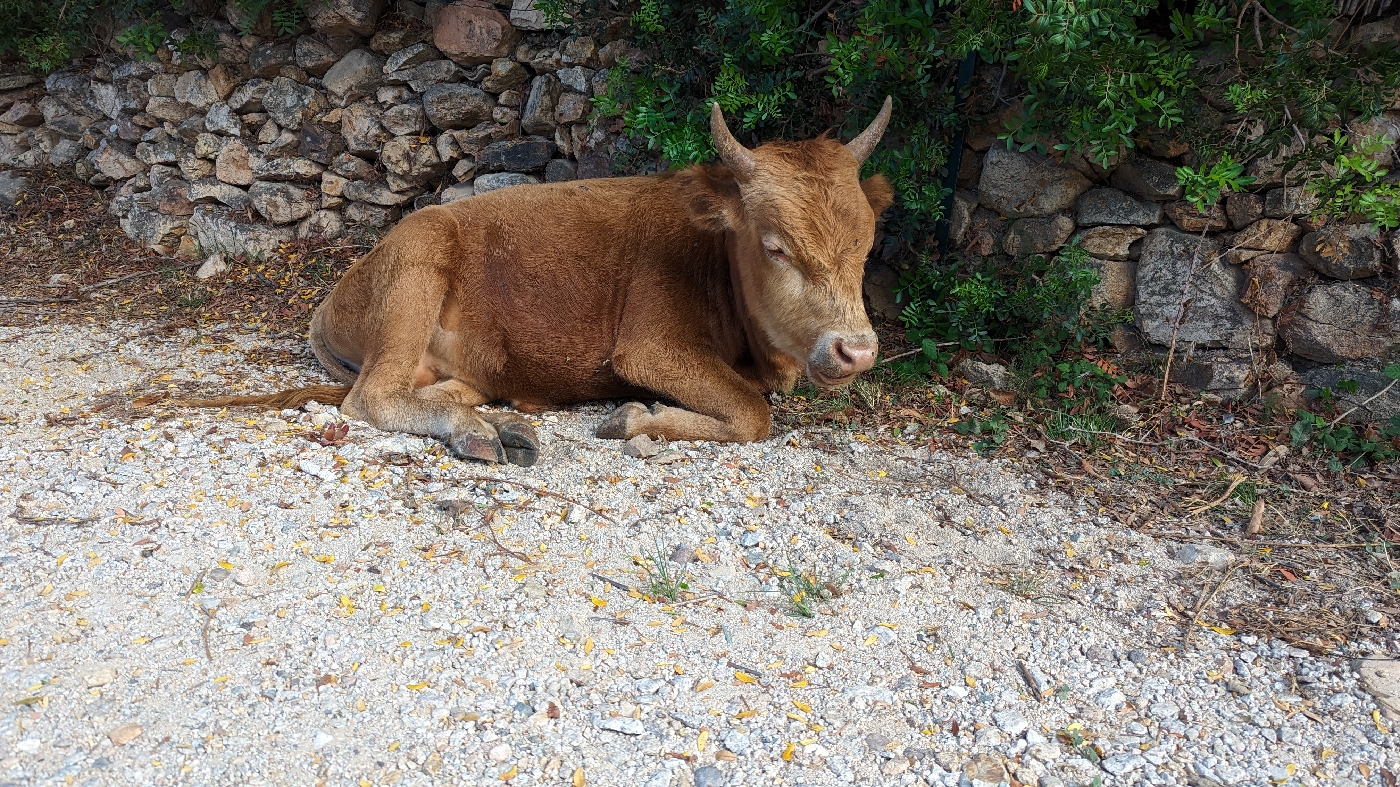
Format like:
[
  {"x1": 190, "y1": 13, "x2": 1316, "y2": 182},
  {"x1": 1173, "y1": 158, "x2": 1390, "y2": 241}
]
[{"x1": 808, "y1": 332, "x2": 877, "y2": 387}]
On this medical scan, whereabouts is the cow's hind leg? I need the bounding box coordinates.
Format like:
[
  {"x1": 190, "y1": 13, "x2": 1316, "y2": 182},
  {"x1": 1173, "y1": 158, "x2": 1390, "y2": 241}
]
[{"x1": 597, "y1": 347, "x2": 770, "y2": 443}]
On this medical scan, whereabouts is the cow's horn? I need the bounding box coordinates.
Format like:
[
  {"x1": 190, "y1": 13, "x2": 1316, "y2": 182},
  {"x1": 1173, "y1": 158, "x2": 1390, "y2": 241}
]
[
  {"x1": 710, "y1": 102, "x2": 755, "y2": 180},
  {"x1": 845, "y1": 96, "x2": 893, "y2": 166}
]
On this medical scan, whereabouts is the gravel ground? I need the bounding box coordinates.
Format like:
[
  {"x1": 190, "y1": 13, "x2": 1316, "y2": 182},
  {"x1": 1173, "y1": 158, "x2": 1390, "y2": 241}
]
[{"x1": 2, "y1": 320, "x2": 1398, "y2": 787}]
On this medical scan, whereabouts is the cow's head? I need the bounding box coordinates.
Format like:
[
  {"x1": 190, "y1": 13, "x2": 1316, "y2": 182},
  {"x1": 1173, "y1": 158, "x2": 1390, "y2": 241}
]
[{"x1": 676, "y1": 99, "x2": 894, "y2": 389}]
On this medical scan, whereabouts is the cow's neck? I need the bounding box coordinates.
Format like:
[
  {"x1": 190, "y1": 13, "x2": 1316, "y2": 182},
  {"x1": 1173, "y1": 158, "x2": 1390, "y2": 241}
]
[{"x1": 722, "y1": 231, "x2": 800, "y2": 392}]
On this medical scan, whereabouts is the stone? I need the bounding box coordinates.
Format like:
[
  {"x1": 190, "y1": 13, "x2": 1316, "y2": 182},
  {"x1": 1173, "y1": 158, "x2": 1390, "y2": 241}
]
[
  {"x1": 341, "y1": 102, "x2": 388, "y2": 156},
  {"x1": 250, "y1": 181, "x2": 316, "y2": 225},
  {"x1": 511, "y1": 0, "x2": 567, "y2": 30},
  {"x1": 423, "y1": 83, "x2": 495, "y2": 130},
  {"x1": 1359, "y1": 659, "x2": 1400, "y2": 721},
  {"x1": 343, "y1": 179, "x2": 418, "y2": 206},
  {"x1": 263, "y1": 77, "x2": 324, "y2": 131},
  {"x1": 298, "y1": 209, "x2": 345, "y2": 239},
  {"x1": 1241, "y1": 253, "x2": 1308, "y2": 318},
  {"x1": 1226, "y1": 191, "x2": 1264, "y2": 229},
  {"x1": 978, "y1": 146, "x2": 1091, "y2": 218},
  {"x1": 522, "y1": 74, "x2": 562, "y2": 137},
  {"x1": 216, "y1": 140, "x2": 256, "y2": 185},
  {"x1": 265, "y1": 129, "x2": 302, "y2": 158},
  {"x1": 1303, "y1": 368, "x2": 1400, "y2": 424},
  {"x1": 553, "y1": 92, "x2": 590, "y2": 125},
  {"x1": 380, "y1": 136, "x2": 447, "y2": 181},
  {"x1": 1279, "y1": 281, "x2": 1399, "y2": 363},
  {"x1": 323, "y1": 50, "x2": 386, "y2": 97},
  {"x1": 435, "y1": 4, "x2": 519, "y2": 65},
  {"x1": 382, "y1": 103, "x2": 427, "y2": 136},
  {"x1": 295, "y1": 36, "x2": 341, "y2": 77},
  {"x1": 174, "y1": 70, "x2": 220, "y2": 110},
  {"x1": 1088, "y1": 257, "x2": 1136, "y2": 311},
  {"x1": 108, "y1": 723, "x2": 143, "y2": 746},
  {"x1": 1101, "y1": 754, "x2": 1147, "y2": 776},
  {"x1": 90, "y1": 140, "x2": 146, "y2": 180},
  {"x1": 473, "y1": 171, "x2": 538, "y2": 193},
  {"x1": 387, "y1": 60, "x2": 463, "y2": 93},
  {"x1": 343, "y1": 201, "x2": 400, "y2": 227},
  {"x1": 561, "y1": 37, "x2": 597, "y2": 67},
  {"x1": 1167, "y1": 354, "x2": 1258, "y2": 399},
  {"x1": 1235, "y1": 218, "x2": 1303, "y2": 252},
  {"x1": 0, "y1": 168, "x2": 27, "y2": 207},
  {"x1": 299, "y1": 123, "x2": 345, "y2": 165},
  {"x1": 0, "y1": 101, "x2": 43, "y2": 128},
  {"x1": 179, "y1": 152, "x2": 216, "y2": 180},
  {"x1": 145, "y1": 97, "x2": 194, "y2": 124},
  {"x1": 253, "y1": 157, "x2": 324, "y2": 182},
  {"x1": 440, "y1": 182, "x2": 475, "y2": 203},
  {"x1": 331, "y1": 152, "x2": 378, "y2": 180},
  {"x1": 622, "y1": 434, "x2": 663, "y2": 459},
  {"x1": 249, "y1": 42, "x2": 297, "y2": 79},
  {"x1": 692, "y1": 766, "x2": 726, "y2": 787},
  {"x1": 1164, "y1": 200, "x2": 1229, "y2": 232},
  {"x1": 306, "y1": 0, "x2": 387, "y2": 36},
  {"x1": 1135, "y1": 228, "x2": 1263, "y2": 349},
  {"x1": 189, "y1": 179, "x2": 252, "y2": 210},
  {"x1": 958, "y1": 359, "x2": 1014, "y2": 390},
  {"x1": 545, "y1": 158, "x2": 576, "y2": 183},
  {"x1": 149, "y1": 178, "x2": 194, "y2": 215},
  {"x1": 556, "y1": 65, "x2": 594, "y2": 94},
  {"x1": 1265, "y1": 186, "x2": 1320, "y2": 219},
  {"x1": 371, "y1": 27, "x2": 421, "y2": 55},
  {"x1": 992, "y1": 709, "x2": 1029, "y2": 736},
  {"x1": 205, "y1": 102, "x2": 243, "y2": 136},
  {"x1": 196, "y1": 252, "x2": 228, "y2": 279},
  {"x1": 1075, "y1": 226, "x2": 1145, "y2": 261},
  {"x1": 1002, "y1": 214, "x2": 1075, "y2": 256},
  {"x1": 385, "y1": 42, "x2": 441, "y2": 73},
  {"x1": 1223, "y1": 247, "x2": 1267, "y2": 266},
  {"x1": 479, "y1": 137, "x2": 553, "y2": 173},
  {"x1": 1110, "y1": 157, "x2": 1184, "y2": 200},
  {"x1": 1298, "y1": 226, "x2": 1384, "y2": 280},
  {"x1": 227, "y1": 79, "x2": 271, "y2": 113}
]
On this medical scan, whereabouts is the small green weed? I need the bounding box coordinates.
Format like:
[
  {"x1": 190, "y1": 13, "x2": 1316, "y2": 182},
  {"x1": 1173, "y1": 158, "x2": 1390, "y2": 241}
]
[
  {"x1": 116, "y1": 21, "x2": 165, "y2": 60},
  {"x1": 1289, "y1": 365, "x2": 1400, "y2": 469},
  {"x1": 775, "y1": 564, "x2": 850, "y2": 618},
  {"x1": 1176, "y1": 155, "x2": 1254, "y2": 212},
  {"x1": 638, "y1": 541, "x2": 691, "y2": 602}
]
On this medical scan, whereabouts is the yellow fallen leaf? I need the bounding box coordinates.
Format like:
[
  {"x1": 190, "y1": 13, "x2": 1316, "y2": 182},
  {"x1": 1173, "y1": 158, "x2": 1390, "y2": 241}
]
[
  {"x1": 790, "y1": 679, "x2": 809, "y2": 688},
  {"x1": 572, "y1": 767, "x2": 585, "y2": 787},
  {"x1": 313, "y1": 555, "x2": 334, "y2": 563},
  {"x1": 271, "y1": 561, "x2": 291, "y2": 571},
  {"x1": 735, "y1": 709, "x2": 760, "y2": 719},
  {"x1": 56, "y1": 553, "x2": 68, "y2": 566},
  {"x1": 696, "y1": 729, "x2": 709, "y2": 751},
  {"x1": 1209, "y1": 625, "x2": 1237, "y2": 635},
  {"x1": 794, "y1": 700, "x2": 812, "y2": 713},
  {"x1": 499, "y1": 764, "x2": 518, "y2": 782},
  {"x1": 372, "y1": 583, "x2": 385, "y2": 592},
  {"x1": 734, "y1": 671, "x2": 756, "y2": 684},
  {"x1": 965, "y1": 675, "x2": 977, "y2": 688},
  {"x1": 131, "y1": 636, "x2": 149, "y2": 644},
  {"x1": 781, "y1": 742, "x2": 795, "y2": 761},
  {"x1": 806, "y1": 629, "x2": 828, "y2": 637},
  {"x1": 590, "y1": 596, "x2": 607, "y2": 609},
  {"x1": 1374, "y1": 710, "x2": 1390, "y2": 734},
  {"x1": 696, "y1": 680, "x2": 715, "y2": 692},
  {"x1": 406, "y1": 681, "x2": 429, "y2": 690},
  {"x1": 863, "y1": 634, "x2": 879, "y2": 647},
  {"x1": 583, "y1": 637, "x2": 594, "y2": 654},
  {"x1": 388, "y1": 741, "x2": 400, "y2": 751}
]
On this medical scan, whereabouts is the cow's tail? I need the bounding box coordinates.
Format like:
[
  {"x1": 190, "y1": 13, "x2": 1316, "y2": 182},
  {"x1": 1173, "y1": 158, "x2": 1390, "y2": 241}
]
[{"x1": 145, "y1": 304, "x2": 358, "y2": 411}]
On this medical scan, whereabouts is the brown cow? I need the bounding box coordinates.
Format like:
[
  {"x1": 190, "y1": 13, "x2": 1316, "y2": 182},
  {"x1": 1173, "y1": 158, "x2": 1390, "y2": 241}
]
[{"x1": 195, "y1": 99, "x2": 893, "y2": 466}]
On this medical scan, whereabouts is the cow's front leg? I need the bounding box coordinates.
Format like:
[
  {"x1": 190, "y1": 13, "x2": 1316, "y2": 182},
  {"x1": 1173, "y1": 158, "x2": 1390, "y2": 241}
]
[{"x1": 598, "y1": 348, "x2": 771, "y2": 443}]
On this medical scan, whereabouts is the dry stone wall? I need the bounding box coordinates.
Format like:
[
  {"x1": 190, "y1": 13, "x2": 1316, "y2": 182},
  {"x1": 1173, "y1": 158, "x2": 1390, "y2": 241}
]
[{"x1": 0, "y1": 0, "x2": 635, "y2": 260}]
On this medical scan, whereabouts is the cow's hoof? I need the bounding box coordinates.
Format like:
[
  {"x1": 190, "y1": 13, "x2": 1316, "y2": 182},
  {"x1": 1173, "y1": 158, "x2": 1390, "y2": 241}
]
[
  {"x1": 595, "y1": 402, "x2": 648, "y2": 439},
  {"x1": 494, "y1": 420, "x2": 540, "y2": 467},
  {"x1": 448, "y1": 432, "x2": 506, "y2": 464}
]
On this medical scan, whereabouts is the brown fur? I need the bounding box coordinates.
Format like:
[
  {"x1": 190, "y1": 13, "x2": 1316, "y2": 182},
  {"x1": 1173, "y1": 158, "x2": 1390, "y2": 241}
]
[{"x1": 184, "y1": 132, "x2": 891, "y2": 464}]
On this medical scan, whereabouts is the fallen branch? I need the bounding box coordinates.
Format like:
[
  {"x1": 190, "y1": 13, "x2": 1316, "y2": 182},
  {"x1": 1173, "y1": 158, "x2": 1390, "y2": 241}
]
[
  {"x1": 1189, "y1": 475, "x2": 1246, "y2": 517},
  {"x1": 1327, "y1": 375, "x2": 1400, "y2": 430},
  {"x1": 1183, "y1": 561, "x2": 1242, "y2": 651}
]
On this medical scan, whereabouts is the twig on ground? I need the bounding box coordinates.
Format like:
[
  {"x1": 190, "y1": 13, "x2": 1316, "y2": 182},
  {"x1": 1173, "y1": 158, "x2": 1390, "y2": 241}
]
[
  {"x1": 1183, "y1": 561, "x2": 1242, "y2": 651},
  {"x1": 79, "y1": 260, "x2": 202, "y2": 293},
  {"x1": 1327, "y1": 375, "x2": 1400, "y2": 429},
  {"x1": 458, "y1": 475, "x2": 621, "y2": 527},
  {"x1": 1190, "y1": 475, "x2": 1246, "y2": 517}
]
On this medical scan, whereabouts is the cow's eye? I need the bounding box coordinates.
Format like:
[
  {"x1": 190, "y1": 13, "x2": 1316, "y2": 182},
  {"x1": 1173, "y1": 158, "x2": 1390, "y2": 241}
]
[{"x1": 764, "y1": 242, "x2": 791, "y2": 265}]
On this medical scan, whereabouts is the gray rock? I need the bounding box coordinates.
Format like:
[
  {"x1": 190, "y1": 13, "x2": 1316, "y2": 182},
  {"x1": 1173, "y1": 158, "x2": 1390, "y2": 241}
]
[
  {"x1": 1279, "y1": 281, "x2": 1400, "y2": 363},
  {"x1": 384, "y1": 43, "x2": 441, "y2": 73},
  {"x1": 119, "y1": 203, "x2": 188, "y2": 249},
  {"x1": 342, "y1": 179, "x2": 418, "y2": 206},
  {"x1": 472, "y1": 172, "x2": 539, "y2": 193},
  {"x1": 295, "y1": 36, "x2": 341, "y2": 77},
  {"x1": 249, "y1": 181, "x2": 316, "y2": 225},
  {"x1": 323, "y1": 49, "x2": 386, "y2": 97},
  {"x1": 545, "y1": 158, "x2": 576, "y2": 182},
  {"x1": 597, "y1": 716, "x2": 646, "y2": 735},
  {"x1": 330, "y1": 152, "x2": 377, "y2": 180},
  {"x1": 89, "y1": 140, "x2": 146, "y2": 180},
  {"x1": 1109, "y1": 157, "x2": 1184, "y2": 200},
  {"x1": 227, "y1": 79, "x2": 271, "y2": 113},
  {"x1": 439, "y1": 182, "x2": 475, "y2": 203},
  {"x1": 556, "y1": 65, "x2": 594, "y2": 94},
  {"x1": 0, "y1": 170, "x2": 30, "y2": 207},
  {"x1": 1135, "y1": 228, "x2": 1263, "y2": 349},
  {"x1": 622, "y1": 434, "x2": 662, "y2": 459},
  {"x1": 1298, "y1": 225, "x2": 1384, "y2": 280},
  {"x1": 433, "y1": 3, "x2": 520, "y2": 65},
  {"x1": 249, "y1": 42, "x2": 296, "y2": 79},
  {"x1": 297, "y1": 209, "x2": 346, "y2": 240},
  {"x1": 1002, "y1": 214, "x2": 1075, "y2": 256},
  {"x1": 188, "y1": 179, "x2": 252, "y2": 210},
  {"x1": 341, "y1": 102, "x2": 388, "y2": 156},
  {"x1": 553, "y1": 92, "x2": 590, "y2": 125},
  {"x1": 1167, "y1": 354, "x2": 1256, "y2": 399},
  {"x1": 423, "y1": 83, "x2": 495, "y2": 130},
  {"x1": 1101, "y1": 753, "x2": 1146, "y2": 775},
  {"x1": 992, "y1": 709, "x2": 1029, "y2": 736},
  {"x1": 692, "y1": 765, "x2": 725, "y2": 787},
  {"x1": 380, "y1": 135, "x2": 447, "y2": 182},
  {"x1": 511, "y1": 0, "x2": 567, "y2": 31},
  {"x1": 479, "y1": 137, "x2": 553, "y2": 173},
  {"x1": 978, "y1": 146, "x2": 1091, "y2": 218},
  {"x1": 343, "y1": 201, "x2": 400, "y2": 227},
  {"x1": 204, "y1": 103, "x2": 243, "y2": 136},
  {"x1": 262, "y1": 77, "x2": 324, "y2": 131},
  {"x1": 253, "y1": 157, "x2": 324, "y2": 182},
  {"x1": 958, "y1": 359, "x2": 1014, "y2": 390},
  {"x1": 386, "y1": 60, "x2": 463, "y2": 93},
  {"x1": 1355, "y1": 658, "x2": 1400, "y2": 720},
  {"x1": 1164, "y1": 200, "x2": 1229, "y2": 232},
  {"x1": 1226, "y1": 191, "x2": 1265, "y2": 229},
  {"x1": 1301, "y1": 367, "x2": 1400, "y2": 424},
  {"x1": 298, "y1": 123, "x2": 344, "y2": 165},
  {"x1": 381, "y1": 103, "x2": 427, "y2": 136},
  {"x1": 145, "y1": 97, "x2": 195, "y2": 124},
  {"x1": 215, "y1": 140, "x2": 256, "y2": 186},
  {"x1": 522, "y1": 74, "x2": 561, "y2": 136},
  {"x1": 1234, "y1": 218, "x2": 1303, "y2": 252}
]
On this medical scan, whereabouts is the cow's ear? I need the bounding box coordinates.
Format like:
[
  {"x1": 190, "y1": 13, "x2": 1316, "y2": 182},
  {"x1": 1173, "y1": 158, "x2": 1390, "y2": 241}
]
[
  {"x1": 861, "y1": 174, "x2": 894, "y2": 217},
  {"x1": 674, "y1": 165, "x2": 744, "y2": 232}
]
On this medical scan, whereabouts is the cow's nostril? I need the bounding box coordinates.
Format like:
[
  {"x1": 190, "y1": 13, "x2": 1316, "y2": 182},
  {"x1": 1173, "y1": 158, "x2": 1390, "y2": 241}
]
[{"x1": 831, "y1": 338, "x2": 877, "y2": 374}]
